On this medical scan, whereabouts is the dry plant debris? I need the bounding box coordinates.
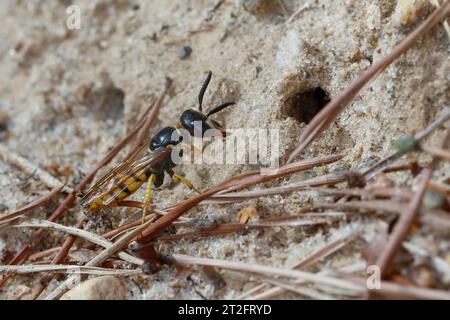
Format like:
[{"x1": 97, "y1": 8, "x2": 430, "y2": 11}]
[{"x1": 0, "y1": 0, "x2": 449, "y2": 300}]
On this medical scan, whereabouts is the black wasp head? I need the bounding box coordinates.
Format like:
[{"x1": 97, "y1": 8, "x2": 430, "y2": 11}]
[
  {"x1": 177, "y1": 72, "x2": 236, "y2": 138},
  {"x1": 178, "y1": 109, "x2": 213, "y2": 137},
  {"x1": 149, "y1": 126, "x2": 182, "y2": 151}
]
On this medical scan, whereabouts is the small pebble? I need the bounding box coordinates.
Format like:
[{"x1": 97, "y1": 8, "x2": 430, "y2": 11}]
[
  {"x1": 60, "y1": 276, "x2": 127, "y2": 300},
  {"x1": 179, "y1": 46, "x2": 192, "y2": 60}
]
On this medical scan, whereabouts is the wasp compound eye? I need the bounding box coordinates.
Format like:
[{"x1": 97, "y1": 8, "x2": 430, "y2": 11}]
[
  {"x1": 179, "y1": 109, "x2": 212, "y2": 136},
  {"x1": 149, "y1": 126, "x2": 182, "y2": 151}
]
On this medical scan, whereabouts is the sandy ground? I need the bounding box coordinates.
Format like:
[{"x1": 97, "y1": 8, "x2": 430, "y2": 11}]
[{"x1": 0, "y1": 0, "x2": 449, "y2": 299}]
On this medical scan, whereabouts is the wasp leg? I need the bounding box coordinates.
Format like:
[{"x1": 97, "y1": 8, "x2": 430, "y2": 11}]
[
  {"x1": 142, "y1": 174, "x2": 156, "y2": 224},
  {"x1": 172, "y1": 174, "x2": 202, "y2": 194}
]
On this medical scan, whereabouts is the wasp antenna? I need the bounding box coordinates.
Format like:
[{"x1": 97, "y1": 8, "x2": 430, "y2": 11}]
[
  {"x1": 198, "y1": 71, "x2": 212, "y2": 112},
  {"x1": 206, "y1": 102, "x2": 235, "y2": 118}
]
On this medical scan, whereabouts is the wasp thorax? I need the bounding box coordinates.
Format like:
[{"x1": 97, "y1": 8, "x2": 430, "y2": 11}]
[{"x1": 149, "y1": 126, "x2": 182, "y2": 151}]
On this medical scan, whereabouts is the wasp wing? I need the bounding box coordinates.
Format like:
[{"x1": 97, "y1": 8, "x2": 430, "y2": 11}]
[
  {"x1": 80, "y1": 143, "x2": 147, "y2": 206},
  {"x1": 80, "y1": 146, "x2": 171, "y2": 209}
]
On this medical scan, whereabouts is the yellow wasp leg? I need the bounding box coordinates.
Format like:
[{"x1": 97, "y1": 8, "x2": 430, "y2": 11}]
[
  {"x1": 142, "y1": 174, "x2": 156, "y2": 224},
  {"x1": 172, "y1": 174, "x2": 202, "y2": 194}
]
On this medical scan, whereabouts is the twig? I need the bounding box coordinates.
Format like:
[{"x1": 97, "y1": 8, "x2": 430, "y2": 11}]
[
  {"x1": 77, "y1": 183, "x2": 446, "y2": 254},
  {"x1": 219, "y1": 154, "x2": 344, "y2": 194},
  {"x1": 247, "y1": 262, "x2": 366, "y2": 300},
  {"x1": 206, "y1": 185, "x2": 413, "y2": 204},
  {"x1": 29, "y1": 247, "x2": 63, "y2": 262},
  {"x1": 51, "y1": 219, "x2": 86, "y2": 265},
  {"x1": 14, "y1": 219, "x2": 143, "y2": 266},
  {"x1": 171, "y1": 254, "x2": 365, "y2": 293},
  {"x1": 0, "y1": 264, "x2": 140, "y2": 276},
  {"x1": 237, "y1": 234, "x2": 352, "y2": 299},
  {"x1": 204, "y1": 171, "x2": 362, "y2": 203},
  {"x1": 253, "y1": 274, "x2": 336, "y2": 299},
  {"x1": 286, "y1": 2, "x2": 450, "y2": 163},
  {"x1": 157, "y1": 213, "x2": 343, "y2": 241}
]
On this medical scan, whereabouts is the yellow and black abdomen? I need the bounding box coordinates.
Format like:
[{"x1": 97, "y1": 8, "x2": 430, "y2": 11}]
[
  {"x1": 89, "y1": 168, "x2": 154, "y2": 211},
  {"x1": 87, "y1": 150, "x2": 176, "y2": 212}
]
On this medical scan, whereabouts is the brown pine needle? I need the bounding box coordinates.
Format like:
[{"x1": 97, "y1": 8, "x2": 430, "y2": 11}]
[
  {"x1": 171, "y1": 254, "x2": 365, "y2": 293},
  {"x1": 335, "y1": 273, "x2": 450, "y2": 300},
  {"x1": 137, "y1": 154, "x2": 343, "y2": 242},
  {"x1": 374, "y1": 127, "x2": 450, "y2": 280},
  {"x1": 238, "y1": 234, "x2": 352, "y2": 299},
  {"x1": 0, "y1": 264, "x2": 141, "y2": 276},
  {"x1": 0, "y1": 185, "x2": 64, "y2": 226},
  {"x1": 29, "y1": 247, "x2": 64, "y2": 262},
  {"x1": 253, "y1": 274, "x2": 337, "y2": 299},
  {"x1": 287, "y1": 2, "x2": 450, "y2": 163},
  {"x1": 14, "y1": 219, "x2": 142, "y2": 266},
  {"x1": 204, "y1": 171, "x2": 353, "y2": 203},
  {"x1": 157, "y1": 213, "x2": 342, "y2": 241},
  {"x1": 247, "y1": 262, "x2": 366, "y2": 300}
]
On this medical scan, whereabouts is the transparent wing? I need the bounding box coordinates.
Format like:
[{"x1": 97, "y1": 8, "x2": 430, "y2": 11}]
[
  {"x1": 80, "y1": 144, "x2": 147, "y2": 206},
  {"x1": 80, "y1": 146, "x2": 171, "y2": 209}
]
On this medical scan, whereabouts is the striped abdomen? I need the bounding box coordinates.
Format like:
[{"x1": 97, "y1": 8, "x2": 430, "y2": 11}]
[{"x1": 89, "y1": 168, "x2": 152, "y2": 211}]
